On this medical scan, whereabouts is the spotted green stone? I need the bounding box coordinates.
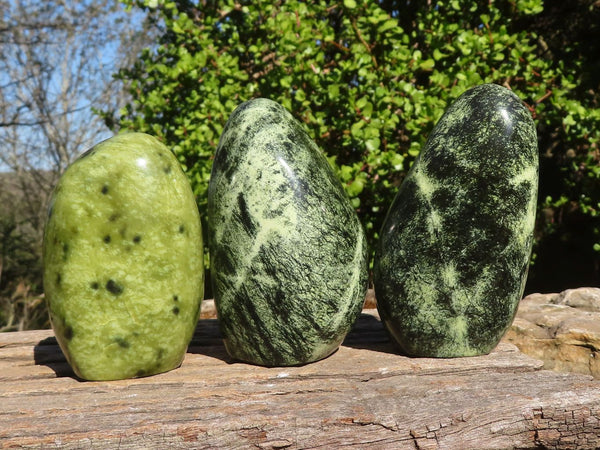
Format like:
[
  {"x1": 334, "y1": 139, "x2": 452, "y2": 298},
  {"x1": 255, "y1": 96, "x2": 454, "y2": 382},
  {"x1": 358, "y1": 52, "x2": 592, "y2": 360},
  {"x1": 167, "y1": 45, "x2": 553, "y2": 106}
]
[
  {"x1": 208, "y1": 98, "x2": 368, "y2": 367},
  {"x1": 43, "y1": 133, "x2": 204, "y2": 380},
  {"x1": 374, "y1": 84, "x2": 538, "y2": 357}
]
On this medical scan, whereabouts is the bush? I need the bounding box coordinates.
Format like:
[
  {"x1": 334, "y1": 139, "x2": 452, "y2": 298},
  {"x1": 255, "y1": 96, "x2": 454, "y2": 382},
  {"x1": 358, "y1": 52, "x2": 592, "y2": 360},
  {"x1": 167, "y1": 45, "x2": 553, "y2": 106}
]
[
  {"x1": 0, "y1": 212, "x2": 47, "y2": 332},
  {"x1": 108, "y1": 0, "x2": 600, "y2": 292}
]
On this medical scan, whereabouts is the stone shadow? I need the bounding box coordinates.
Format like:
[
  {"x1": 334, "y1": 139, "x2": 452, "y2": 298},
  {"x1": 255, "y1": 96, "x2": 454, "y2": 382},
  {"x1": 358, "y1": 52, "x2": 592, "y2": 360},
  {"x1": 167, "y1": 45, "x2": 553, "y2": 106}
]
[
  {"x1": 342, "y1": 312, "x2": 398, "y2": 355},
  {"x1": 189, "y1": 313, "x2": 400, "y2": 363},
  {"x1": 33, "y1": 314, "x2": 398, "y2": 377},
  {"x1": 33, "y1": 336, "x2": 80, "y2": 379},
  {"x1": 187, "y1": 318, "x2": 235, "y2": 363},
  {"x1": 32, "y1": 320, "x2": 235, "y2": 378}
]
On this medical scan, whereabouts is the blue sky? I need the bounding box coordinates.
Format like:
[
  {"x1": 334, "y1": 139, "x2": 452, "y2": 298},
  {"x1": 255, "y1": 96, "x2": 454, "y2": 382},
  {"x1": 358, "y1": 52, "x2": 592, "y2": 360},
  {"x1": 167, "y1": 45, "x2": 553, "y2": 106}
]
[{"x1": 0, "y1": 0, "x2": 147, "y2": 172}]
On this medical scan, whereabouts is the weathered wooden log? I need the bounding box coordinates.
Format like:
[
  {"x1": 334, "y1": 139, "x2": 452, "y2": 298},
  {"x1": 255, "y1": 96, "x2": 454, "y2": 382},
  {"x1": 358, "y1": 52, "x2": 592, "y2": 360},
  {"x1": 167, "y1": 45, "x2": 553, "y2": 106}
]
[{"x1": 1, "y1": 303, "x2": 599, "y2": 449}]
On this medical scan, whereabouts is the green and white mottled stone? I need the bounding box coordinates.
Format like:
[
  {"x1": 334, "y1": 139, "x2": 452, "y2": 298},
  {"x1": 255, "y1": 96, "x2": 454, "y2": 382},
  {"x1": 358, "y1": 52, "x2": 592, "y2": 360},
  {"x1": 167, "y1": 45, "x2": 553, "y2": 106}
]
[
  {"x1": 208, "y1": 98, "x2": 368, "y2": 367},
  {"x1": 373, "y1": 84, "x2": 538, "y2": 358},
  {"x1": 43, "y1": 133, "x2": 204, "y2": 380}
]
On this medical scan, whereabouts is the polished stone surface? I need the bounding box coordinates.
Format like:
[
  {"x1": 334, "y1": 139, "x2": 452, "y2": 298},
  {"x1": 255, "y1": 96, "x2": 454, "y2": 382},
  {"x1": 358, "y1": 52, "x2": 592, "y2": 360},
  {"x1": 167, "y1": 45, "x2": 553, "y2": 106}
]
[
  {"x1": 43, "y1": 133, "x2": 204, "y2": 380},
  {"x1": 374, "y1": 84, "x2": 538, "y2": 357},
  {"x1": 208, "y1": 99, "x2": 368, "y2": 366}
]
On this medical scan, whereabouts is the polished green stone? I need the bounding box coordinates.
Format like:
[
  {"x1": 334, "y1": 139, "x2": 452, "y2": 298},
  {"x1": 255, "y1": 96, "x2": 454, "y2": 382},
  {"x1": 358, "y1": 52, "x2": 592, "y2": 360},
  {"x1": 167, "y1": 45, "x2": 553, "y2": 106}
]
[
  {"x1": 374, "y1": 84, "x2": 538, "y2": 357},
  {"x1": 43, "y1": 133, "x2": 204, "y2": 380},
  {"x1": 208, "y1": 98, "x2": 368, "y2": 366}
]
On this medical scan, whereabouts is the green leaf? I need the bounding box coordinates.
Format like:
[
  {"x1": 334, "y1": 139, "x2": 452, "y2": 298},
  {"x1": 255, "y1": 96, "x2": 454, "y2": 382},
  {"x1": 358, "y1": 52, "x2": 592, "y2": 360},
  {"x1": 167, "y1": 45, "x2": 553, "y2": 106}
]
[
  {"x1": 356, "y1": 96, "x2": 369, "y2": 109},
  {"x1": 351, "y1": 121, "x2": 364, "y2": 138},
  {"x1": 408, "y1": 142, "x2": 421, "y2": 157},
  {"x1": 280, "y1": 77, "x2": 291, "y2": 89},
  {"x1": 378, "y1": 19, "x2": 398, "y2": 34},
  {"x1": 419, "y1": 59, "x2": 435, "y2": 71},
  {"x1": 328, "y1": 84, "x2": 340, "y2": 99},
  {"x1": 343, "y1": 0, "x2": 357, "y2": 9},
  {"x1": 347, "y1": 178, "x2": 365, "y2": 197},
  {"x1": 172, "y1": 21, "x2": 184, "y2": 34},
  {"x1": 366, "y1": 137, "x2": 380, "y2": 151},
  {"x1": 339, "y1": 165, "x2": 354, "y2": 182}
]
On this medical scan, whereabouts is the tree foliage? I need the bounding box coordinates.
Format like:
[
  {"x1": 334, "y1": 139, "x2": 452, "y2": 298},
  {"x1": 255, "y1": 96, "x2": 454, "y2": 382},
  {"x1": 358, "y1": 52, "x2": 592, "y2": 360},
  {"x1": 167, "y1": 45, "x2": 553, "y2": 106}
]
[{"x1": 110, "y1": 0, "x2": 600, "y2": 291}]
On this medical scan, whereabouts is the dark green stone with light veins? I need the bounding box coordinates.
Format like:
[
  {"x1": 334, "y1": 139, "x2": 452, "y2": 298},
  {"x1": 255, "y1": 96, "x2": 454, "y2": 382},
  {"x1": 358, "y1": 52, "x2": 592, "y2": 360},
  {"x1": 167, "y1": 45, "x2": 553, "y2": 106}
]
[
  {"x1": 43, "y1": 133, "x2": 204, "y2": 380},
  {"x1": 374, "y1": 84, "x2": 538, "y2": 357},
  {"x1": 208, "y1": 98, "x2": 368, "y2": 366}
]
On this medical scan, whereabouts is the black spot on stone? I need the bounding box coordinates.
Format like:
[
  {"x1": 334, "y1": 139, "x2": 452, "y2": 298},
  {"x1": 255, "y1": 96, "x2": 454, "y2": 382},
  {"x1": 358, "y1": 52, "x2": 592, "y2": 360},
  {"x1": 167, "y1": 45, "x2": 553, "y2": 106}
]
[
  {"x1": 215, "y1": 248, "x2": 237, "y2": 276},
  {"x1": 101, "y1": 184, "x2": 109, "y2": 195},
  {"x1": 235, "y1": 100, "x2": 253, "y2": 115},
  {"x1": 103, "y1": 235, "x2": 111, "y2": 244},
  {"x1": 64, "y1": 325, "x2": 74, "y2": 341},
  {"x1": 62, "y1": 243, "x2": 69, "y2": 261},
  {"x1": 157, "y1": 348, "x2": 165, "y2": 360},
  {"x1": 90, "y1": 281, "x2": 99, "y2": 290},
  {"x1": 163, "y1": 165, "x2": 171, "y2": 174},
  {"x1": 236, "y1": 192, "x2": 256, "y2": 236},
  {"x1": 173, "y1": 295, "x2": 179, "y2": 302},
  {"x1": 172, "y1": 306, "x2": 180, "y2": 315},
  {"x1": 114, "y1": 337, "x2": 130, "y2": 348},
  {"x1": 109, "y1": 213, "x2": 120, "y2": 222},
  {"x1": 282, "y1": 140, "x2": 294, "y2": 154},
  {"x1": 56, "y1": 273, "x2": 62, "y2": 286},
  {"x1": 106, "y1": 279, "x2": 123, "y2": 295},
  {"x1": 268, "y1": 103, "x2": 280, "y2": 115},
  {"x1": 431, "y1": 187, "x2": 455, "y2": 211},
  {"x1": 133, "y1": 235, "x2": 141, "y2": 244},
  {"x1": 179, "y1": 224, "x2": 185, "y2": 234},
  {"x1": 136, "y1": 369, "x2": 147, "y2": 377}
]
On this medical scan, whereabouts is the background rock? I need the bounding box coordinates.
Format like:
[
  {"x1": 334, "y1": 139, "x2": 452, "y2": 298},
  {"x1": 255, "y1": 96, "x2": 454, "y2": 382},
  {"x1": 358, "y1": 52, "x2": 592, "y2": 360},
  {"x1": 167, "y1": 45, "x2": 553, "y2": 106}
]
[{"x1": 503, "y1": 287, "x2": 600, "y2": 378}]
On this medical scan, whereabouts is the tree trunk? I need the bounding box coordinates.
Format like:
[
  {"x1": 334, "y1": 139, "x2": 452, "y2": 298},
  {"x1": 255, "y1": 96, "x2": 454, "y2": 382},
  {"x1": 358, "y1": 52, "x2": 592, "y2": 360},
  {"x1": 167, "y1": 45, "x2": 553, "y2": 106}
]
[{"x1": 1, "y1": 304, "x2": 599, "y2": 449}]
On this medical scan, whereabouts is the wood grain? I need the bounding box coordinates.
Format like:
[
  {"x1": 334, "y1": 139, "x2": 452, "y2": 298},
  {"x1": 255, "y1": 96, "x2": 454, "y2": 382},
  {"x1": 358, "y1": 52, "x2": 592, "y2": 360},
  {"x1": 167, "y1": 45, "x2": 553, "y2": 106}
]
[{"x1": 1, "y1": 305, "x2": 599, "y2": 449}]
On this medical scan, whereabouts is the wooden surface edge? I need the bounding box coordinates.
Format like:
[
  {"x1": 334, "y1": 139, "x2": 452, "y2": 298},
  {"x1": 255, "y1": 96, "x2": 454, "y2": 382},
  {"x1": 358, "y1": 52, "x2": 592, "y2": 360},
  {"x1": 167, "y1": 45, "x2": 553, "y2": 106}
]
[{"x1": 1, "y1": 304, "x2": 599, "y2": 449}]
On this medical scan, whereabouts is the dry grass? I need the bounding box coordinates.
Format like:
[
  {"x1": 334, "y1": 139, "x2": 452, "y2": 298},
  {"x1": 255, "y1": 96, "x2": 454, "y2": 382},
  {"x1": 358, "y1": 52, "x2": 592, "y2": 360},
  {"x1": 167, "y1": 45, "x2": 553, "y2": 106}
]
[
  {"x1": 0, "y1": 277, "x2": 48, "y2": 332},
  {"x1": 0, "y1": 170, "x2": 52, "y2": 331}
]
